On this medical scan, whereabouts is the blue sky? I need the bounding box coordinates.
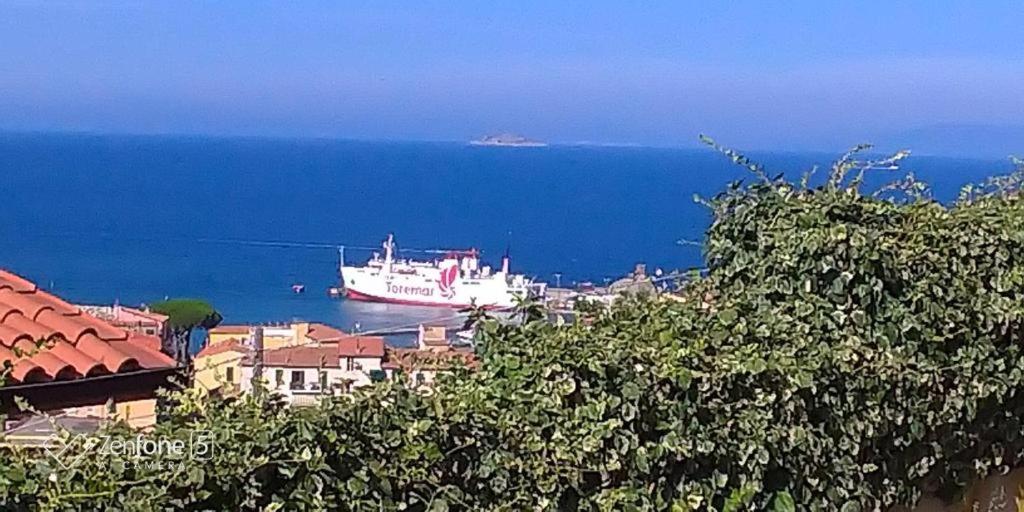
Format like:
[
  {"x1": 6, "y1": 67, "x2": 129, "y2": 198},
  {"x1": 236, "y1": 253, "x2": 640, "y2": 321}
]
[{"x1": 2, "y1": 1, "x2": 1023, "y2": 152}]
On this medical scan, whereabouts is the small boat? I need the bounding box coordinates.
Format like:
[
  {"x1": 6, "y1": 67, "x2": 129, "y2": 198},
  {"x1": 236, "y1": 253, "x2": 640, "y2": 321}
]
[{"x1": 291, "y1": 284, "x2": 306, "y2": 294}]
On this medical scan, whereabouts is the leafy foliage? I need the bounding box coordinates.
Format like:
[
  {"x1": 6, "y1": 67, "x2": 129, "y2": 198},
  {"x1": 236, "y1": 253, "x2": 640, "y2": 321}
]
[
  {"x1": 2, "y1": 145, "x2": 1024, "y2": 510},
  {"x1": 149, "y1": 299, "x2": 222, "y2": 364},
  {"x1": 149, "y1": 299, "x2": 222, "y2": 331}
]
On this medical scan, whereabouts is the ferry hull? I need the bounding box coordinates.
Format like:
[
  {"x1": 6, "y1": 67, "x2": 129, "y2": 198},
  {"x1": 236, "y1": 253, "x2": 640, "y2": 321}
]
[
  {"x1": 344, "y1": 288, "x2": 477, "y2": 308},
  {"x1": 341, "y1": 265, "x2": 523, "y2": 309}
]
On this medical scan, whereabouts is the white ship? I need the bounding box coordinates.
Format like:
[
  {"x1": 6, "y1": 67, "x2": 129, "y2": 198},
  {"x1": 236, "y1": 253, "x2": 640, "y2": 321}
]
[{"x1": 340, "y1": 234, "x2": 545, "y2": 308}]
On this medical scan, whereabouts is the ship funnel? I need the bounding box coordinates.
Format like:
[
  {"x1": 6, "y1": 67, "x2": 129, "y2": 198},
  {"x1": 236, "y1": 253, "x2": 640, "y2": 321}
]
[{"x1": 384, "y1": 233, "x2": 395, "y2": 267}]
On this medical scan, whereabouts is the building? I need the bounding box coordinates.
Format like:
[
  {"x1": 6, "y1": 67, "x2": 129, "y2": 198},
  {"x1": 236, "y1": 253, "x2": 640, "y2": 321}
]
[
  {"x1": 206, "y1": 321, "x2": 347, "y2": 350},
  {"x1": 236, "y1": 335, "x2": 387, "y2": 406},
  {"x1": 417, "y1": 324, "x2": 451, "y2": 352},
  {"x1": 194, "y1": 320, "x2": 477, "y2": 401},
  {"x1": 78, "y1": 304, "x2": 169, "y2": 339},
  {"x1": 194, "y1": 321, "x2": 388, "y2": 405},
  {"x1": 335, "y1": 335, "x2": 388, "y2": 388},
  {"x1": 383, "y1": 343, "x2": 476, "y2": 389},
  {"x1": 0, "y1": 269, "x2": 179, "y2": 429},
  {"x1": 204, "y1": 324, "x2": 252, "y2": 346},
  {"x1": 192, "y1": 338, "x2": 249, "y2": 396}
]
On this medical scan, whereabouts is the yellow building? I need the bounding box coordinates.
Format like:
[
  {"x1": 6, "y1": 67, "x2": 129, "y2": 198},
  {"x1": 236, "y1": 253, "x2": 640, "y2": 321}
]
[
  {"x1": 193, "y1": 339, "x2": 249, "y2": 395},
  {"x1": 206, "y1": 322, "x2": 348, "y2": 350},
  {"x1": 205, "y1": 324, "x2": 252, "y2": 346},
  {"x1": 197, "y1": 322, "x2": 351, "y2": 394}
]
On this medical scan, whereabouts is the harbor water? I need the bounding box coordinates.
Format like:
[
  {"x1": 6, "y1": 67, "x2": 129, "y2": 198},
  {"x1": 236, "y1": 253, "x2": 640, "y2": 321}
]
[{"x1": 0, "y1": 132, "x2": 1009, "y2": 345}]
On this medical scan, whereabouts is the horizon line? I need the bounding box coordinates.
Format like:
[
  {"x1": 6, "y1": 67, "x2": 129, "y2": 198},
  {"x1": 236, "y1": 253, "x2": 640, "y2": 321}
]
[{"x1": 0, "y1": 127, "x2": 1012, "y2": 161}]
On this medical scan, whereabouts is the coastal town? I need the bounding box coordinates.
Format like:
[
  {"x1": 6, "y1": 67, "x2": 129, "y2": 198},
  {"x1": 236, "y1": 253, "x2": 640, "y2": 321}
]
[
  {"x1": 0, "y1": 272, "x2": 464, "y2": 435},
  {"x1": 0, "y1": 245, "x2": 667, "y2": 441}
]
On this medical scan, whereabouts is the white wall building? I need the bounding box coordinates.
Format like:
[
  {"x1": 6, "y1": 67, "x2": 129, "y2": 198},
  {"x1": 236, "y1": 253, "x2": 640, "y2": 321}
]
[{"x1": 237, "y1": 335, "x2": 387, "y2": 406}]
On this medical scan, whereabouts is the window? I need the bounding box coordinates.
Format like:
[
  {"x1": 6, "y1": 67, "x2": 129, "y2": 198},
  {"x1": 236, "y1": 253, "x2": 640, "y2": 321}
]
[
  {"x1": 225, "y1": 367, "x2": 234, "y2": 383},
  {"x1": 290, "y1": 370, "x2": 305, "y2": 390},
  {"x1": 275, "y1": 369, "x2": 284, "y2": 387},
  {"x1": 345, "y1": 357, "x2": 354, "y2": 371},
  {"x1": 319, "y1": 370, "x2": 328, "y2": 389}
]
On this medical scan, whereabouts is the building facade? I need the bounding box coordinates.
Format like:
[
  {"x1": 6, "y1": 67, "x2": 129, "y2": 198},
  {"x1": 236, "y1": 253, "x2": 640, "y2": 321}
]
[
  {"x1": 195, "y1": 321, "x2": 388, "y2": 405},
  {"x1": 194, "y1": 321, "x2": 478, "y2": 404}
]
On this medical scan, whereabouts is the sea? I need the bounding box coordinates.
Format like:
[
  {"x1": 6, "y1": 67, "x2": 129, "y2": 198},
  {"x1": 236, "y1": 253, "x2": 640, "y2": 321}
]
[{"x1": 0, "y1": 132, "x2": 1012, "y2": 349}]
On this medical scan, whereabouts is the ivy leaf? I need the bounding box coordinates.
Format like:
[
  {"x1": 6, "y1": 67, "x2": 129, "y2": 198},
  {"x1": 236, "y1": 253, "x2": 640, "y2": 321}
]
[
  {"x1": 772, "y1": 491, "x2": 796, "y2": 512},
  {"x1": 719, "y1": 308, "x2": 738, "y2": 324}
]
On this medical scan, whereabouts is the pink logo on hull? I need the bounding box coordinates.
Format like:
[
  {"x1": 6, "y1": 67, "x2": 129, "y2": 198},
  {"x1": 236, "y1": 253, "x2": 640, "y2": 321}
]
[{"x1": 438, "y1": 264, "x2": 458, "y2": 299}]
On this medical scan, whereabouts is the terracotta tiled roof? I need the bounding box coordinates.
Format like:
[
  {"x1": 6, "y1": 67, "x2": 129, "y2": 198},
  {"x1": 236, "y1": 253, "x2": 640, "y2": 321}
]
[
  {"x1": 207, "y1": 325, "x2": 252, "y2": 335},
  {"x1": 195, "y1": 338, "x2": 250, "y2": 358},
  {"x1": 0, "y1": 270, "x2": 177, "y2": 385},
  {"x1": 119, "y1": 306, "x2": 169, "y2": 324},
  {"x1": 306, "y1": 323, "x2": 347, "y2": 342},
  {"x1": 384, "y1": 347, "x2": 477, "y2": 372},
  {"x1": 251, "y1": 345, "x2": 340, "y2": 369},
  {"x1": 207, "y1": 322, "x2": 357, "y2": 345},
  {"x1": 337, "y1": 335, "x2": 386, "y2": 358}
]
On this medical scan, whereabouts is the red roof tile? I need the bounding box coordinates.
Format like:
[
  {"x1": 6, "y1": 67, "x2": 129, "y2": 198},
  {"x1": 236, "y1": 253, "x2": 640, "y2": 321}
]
[
  {"x1": 129, "y1": 333, "x2": 163, "y2": 353},
  {"x1": 252, "y1": 345, "x2": 340, "y2": 369},
  {"x1": 337, "y1": 335, "x2": 386, "y2": 358},
  {"x1": 207, "y1": 325, "x2": 252, "y2": 335},
  {"x1": 0, "y1": 270, "x2": 176, "y2": 385},
  {"x1": 306, "y1": 322, "x2": 347, "y2": 342},
  {"x1": 195, "y1": 338, "x2": 250, "y2": 358}
]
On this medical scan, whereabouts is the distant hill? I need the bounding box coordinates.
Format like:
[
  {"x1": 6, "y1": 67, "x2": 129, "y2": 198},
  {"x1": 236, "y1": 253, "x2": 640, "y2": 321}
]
[{"x1": 881, "y1": 124, "x2": 1024, "y2": 158}]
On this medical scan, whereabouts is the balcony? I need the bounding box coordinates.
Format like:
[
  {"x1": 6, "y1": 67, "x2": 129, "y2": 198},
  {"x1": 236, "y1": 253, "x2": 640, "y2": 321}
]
[
  {"x1": 287, "y1": 382, "x2": 333, "y2": 406},
  {"x1": 289, "y1": 382, "x2": 329, "y2": 395}
]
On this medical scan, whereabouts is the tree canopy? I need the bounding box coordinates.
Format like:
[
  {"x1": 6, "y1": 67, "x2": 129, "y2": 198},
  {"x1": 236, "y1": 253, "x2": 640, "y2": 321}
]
[
  {"x1": 149, "y1": 298, "x2": 222, "y2": 365},
  {"x1": 149, "y1": 299, "x2": 223, "y2": 331}
]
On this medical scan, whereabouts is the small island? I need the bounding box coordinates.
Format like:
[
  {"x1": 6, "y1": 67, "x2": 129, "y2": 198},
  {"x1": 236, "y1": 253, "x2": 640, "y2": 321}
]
[{"x1": 469, "y1": 133, "x2": 548, "y2": 147}]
